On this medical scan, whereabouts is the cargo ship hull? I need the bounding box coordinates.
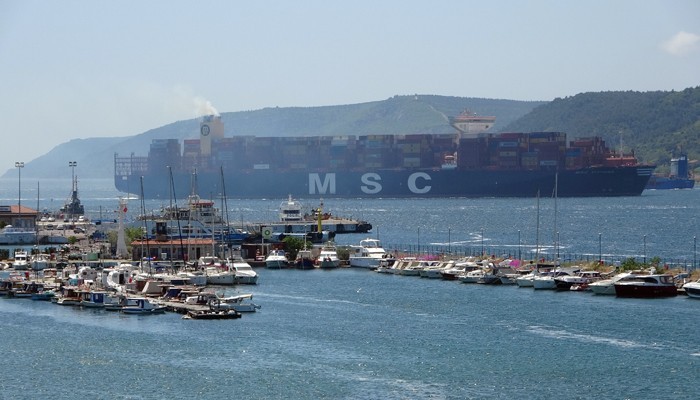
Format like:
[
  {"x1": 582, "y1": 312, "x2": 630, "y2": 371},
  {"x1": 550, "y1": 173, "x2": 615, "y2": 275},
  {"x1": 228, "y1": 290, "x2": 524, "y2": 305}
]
[
  {"x1": 645, "y1": 155, "x2": 695, "y2": 190},
  {"x1": 115, "y1": 166, "x2": 654, "y2": 200},
  {"x1": 115, "y1": 114, "x2": 654, "y2": 199}
]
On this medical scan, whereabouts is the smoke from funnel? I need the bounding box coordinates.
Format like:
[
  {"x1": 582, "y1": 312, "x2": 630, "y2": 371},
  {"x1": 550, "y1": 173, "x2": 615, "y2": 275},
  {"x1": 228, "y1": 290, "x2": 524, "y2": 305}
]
[{"x1": 193, "y1": 96, "x2": 219, "y2": 117}]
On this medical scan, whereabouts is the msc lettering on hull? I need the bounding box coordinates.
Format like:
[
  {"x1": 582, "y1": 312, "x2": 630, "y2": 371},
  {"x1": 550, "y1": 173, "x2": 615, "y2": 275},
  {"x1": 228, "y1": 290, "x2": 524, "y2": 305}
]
[{"x1": 308, "y1": 172, "x2": 432, "y2": 195}]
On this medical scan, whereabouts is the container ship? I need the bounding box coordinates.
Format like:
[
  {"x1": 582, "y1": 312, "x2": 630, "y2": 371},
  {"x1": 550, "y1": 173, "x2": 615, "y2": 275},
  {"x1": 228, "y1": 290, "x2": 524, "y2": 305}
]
[
  {"x1": 645, "y1": 155, "x2": 695, "y2": 190},
  {"x1": 114, "y1": 111, "x2": 654, "y2": 199}
]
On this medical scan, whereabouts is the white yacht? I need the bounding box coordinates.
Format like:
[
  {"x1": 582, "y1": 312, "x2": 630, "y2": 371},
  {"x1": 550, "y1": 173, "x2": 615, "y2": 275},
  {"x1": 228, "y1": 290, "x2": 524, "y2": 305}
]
[
  {"x1": 532, "y1": 274, "x2": 558, "y2": 290},
  {"x1": 420, "y1": 260, "x2": 453, "y2": 279},
  {"x1": 227, "y1": 257, "x2": 258, "y2": 284},
  {"x1": 349, "y1": 238, "x2": 391, "y2": 269},
  {"x1": 458, "y1": 268, "x2": 486, "y2": 284},
  {"x1": 121, "y1": 297, "x2": 166, "y2": 315},
  {"x1": 204, "y1": 262, "x2": 236, "y2": 285},
  {"x1": 588, "y1": 272, "x2": 639, "y2": 295},
  {"x1": 176, "y1": 270, "x2": 208, "y2": 286},
  {"x1": 279, "y1": 195, "x2": 303, "y2": 222},
  {"x1": 12, "y1": 250, "x2": 30, "y2": 270},
  {"x1": 265, "y1": 249, "x2": 289, "y2": 269},
  {"x1": 682, "y1": 279, "x2": 700, "y2": 299}
]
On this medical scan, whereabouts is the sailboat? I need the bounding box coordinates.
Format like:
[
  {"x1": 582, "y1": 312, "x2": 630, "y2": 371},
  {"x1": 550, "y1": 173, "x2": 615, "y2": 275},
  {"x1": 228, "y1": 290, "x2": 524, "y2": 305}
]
[
  {"x1": 533, "y1": 173, "x2": 562, "y2": 290},
  {"x1": 516, "y1": 190, "x2": 540, "y2": 288}
]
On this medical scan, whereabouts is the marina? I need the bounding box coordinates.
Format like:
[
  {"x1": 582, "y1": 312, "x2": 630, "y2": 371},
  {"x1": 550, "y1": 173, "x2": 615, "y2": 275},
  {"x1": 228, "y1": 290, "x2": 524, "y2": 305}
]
[
  {"x1": 3, "y1": 2, "x2": 699, "y2": 398},
  {"x1": 0, "y1": 178, "x2": 698, "y2": 399},
  {"x1": 2, "y1": 265, "x2": 700, "y2": 399}
]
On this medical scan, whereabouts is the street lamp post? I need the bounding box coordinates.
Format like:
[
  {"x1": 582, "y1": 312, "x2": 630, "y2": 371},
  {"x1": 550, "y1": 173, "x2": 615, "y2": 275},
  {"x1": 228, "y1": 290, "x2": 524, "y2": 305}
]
[
  {"x1": 481, "y1": 228, "x2": 484, "y2": 256},
  {"x1": 448, "y1": 228, "x2": 451, "y2": 255},
  {"x1": 417, "y1": 227, "x2": 420, "y2": 257},
  {"x1": 15, "y1": 162, "x2": 24, "y2": 228}
]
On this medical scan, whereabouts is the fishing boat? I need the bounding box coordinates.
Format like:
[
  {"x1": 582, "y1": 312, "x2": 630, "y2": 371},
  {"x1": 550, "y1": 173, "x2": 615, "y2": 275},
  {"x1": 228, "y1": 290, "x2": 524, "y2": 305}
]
[
  {"x1": 317, "y1": 242, "x2": 341, "y2": 269},
  {"x1": 294, "y1": 248, "x2": 315, "y2": 269},
  {"x1": 10, "y1": 282, "x2": 45, "y2": 298},
  {"x1": 103, "y1": 293, "x2": 126, "y2": 311},
  {"x1": 80, "y1": 290, "x2": 108, "y2": 308},
  {"x1": 54, "y1": 286, "x2": 82, "y2": 306},
  {"x1": 31, "y1": 289, "x2": 56, "y2": 301}
]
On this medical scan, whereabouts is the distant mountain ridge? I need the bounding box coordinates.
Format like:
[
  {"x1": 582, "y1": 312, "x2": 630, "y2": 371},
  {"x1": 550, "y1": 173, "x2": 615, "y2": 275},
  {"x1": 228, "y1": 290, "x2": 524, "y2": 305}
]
[
  {"x1": 5, "y1": 95, "x2": 543, "y2": 179},
  {"x1": 5, "y1": 88, "x2": 699, "y2": 180}
]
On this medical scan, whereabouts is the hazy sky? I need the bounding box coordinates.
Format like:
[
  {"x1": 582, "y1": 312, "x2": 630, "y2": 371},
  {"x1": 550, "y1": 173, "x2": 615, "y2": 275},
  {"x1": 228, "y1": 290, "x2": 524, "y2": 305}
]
[{"x1": 1, "y1": 0, "x2": 698, "y2": 175}]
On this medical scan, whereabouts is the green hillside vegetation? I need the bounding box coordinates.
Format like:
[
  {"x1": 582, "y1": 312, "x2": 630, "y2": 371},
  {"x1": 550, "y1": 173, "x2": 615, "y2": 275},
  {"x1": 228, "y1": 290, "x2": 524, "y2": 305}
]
[
  {"x1": 219, "y1": 95, "x2": 542, "y2": 136},
  {"x1": 503, "y1": 87, "x2": 700, "y2": 174}
]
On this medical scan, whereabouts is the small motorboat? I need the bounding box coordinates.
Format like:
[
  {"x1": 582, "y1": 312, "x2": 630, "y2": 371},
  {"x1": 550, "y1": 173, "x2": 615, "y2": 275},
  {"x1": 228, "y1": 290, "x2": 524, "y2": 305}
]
[
  {"x1": 683, "y1": 279, "x2": 700, "y2": 299},
  {"x1": 121, "y1": 297, "x2": 167, "y2": 315},
  {"x1": 182, "y1": 309, "x2": 241, "y2": 320},
  {"x1": 614, "y1": 274, "x2": 678, "y2": 298}
]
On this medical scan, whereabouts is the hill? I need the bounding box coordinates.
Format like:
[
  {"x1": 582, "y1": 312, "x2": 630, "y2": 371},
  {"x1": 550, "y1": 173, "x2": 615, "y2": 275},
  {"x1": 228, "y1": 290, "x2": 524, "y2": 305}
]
[
  {"x1": 503, "y1": 87, "x2": 700, "y2": 171},
  {"x1": 7, "y1": 89, "x2": 699, "y2": 180},
  {"x1": 4, "y1": 95, "x2": 543, "y2": 179}
]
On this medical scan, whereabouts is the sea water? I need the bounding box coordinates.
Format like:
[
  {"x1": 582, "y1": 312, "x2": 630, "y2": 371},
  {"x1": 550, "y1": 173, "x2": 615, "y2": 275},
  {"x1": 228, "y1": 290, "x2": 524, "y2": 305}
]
[
  {"x1": 1, "y1": 268, "x2": 700, "y2": 399},
  {"x1": 0, "y1": 179, "x2": 699, "y2": 399},
  {"x1": 1, "y1": 178, "x2": 698, "y2": 263}
]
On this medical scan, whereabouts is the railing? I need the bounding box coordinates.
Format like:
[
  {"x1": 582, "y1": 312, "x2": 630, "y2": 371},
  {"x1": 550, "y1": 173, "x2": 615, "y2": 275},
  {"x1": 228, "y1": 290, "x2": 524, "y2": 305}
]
[{"x1": 367, "y1": 243, "x2": 698, "y2": 271}]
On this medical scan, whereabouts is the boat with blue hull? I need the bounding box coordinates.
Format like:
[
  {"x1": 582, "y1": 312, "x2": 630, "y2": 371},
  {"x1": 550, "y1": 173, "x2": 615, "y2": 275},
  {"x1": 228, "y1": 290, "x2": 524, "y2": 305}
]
[{"x1": 645, "y1": 155, "x2": 695, "y2": 190}]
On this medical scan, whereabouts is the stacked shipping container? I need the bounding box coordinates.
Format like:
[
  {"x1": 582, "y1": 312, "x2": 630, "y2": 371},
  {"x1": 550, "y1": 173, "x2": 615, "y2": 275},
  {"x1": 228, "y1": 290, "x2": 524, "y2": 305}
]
[{"x1": 146, "y1": 131, "x2": 618, "y2": 173}]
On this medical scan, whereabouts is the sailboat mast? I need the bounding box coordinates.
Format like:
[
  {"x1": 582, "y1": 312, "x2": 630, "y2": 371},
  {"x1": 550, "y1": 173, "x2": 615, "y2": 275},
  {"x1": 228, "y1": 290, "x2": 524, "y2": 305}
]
[
  {"x1": 554, "y1": 172, "x2": 558, "y2": 261},
  {"x1": 221, "y1": 165, "x2": 231, "y2": 258},
  {"x1": 169, "y1": 166, "x2": 185, "y2": 269},
  {"x1": 140, "y1": 176, "x2": 152, "y2": 275},
  {"x1": 535, "y1": 190, "x2": 540, "y2": 265}
]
